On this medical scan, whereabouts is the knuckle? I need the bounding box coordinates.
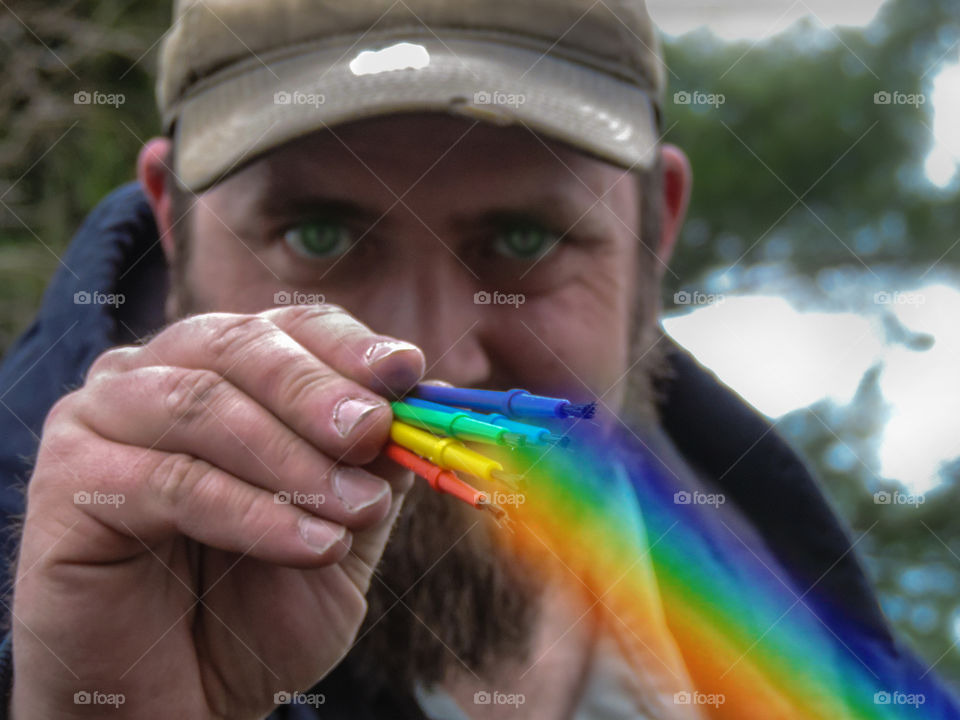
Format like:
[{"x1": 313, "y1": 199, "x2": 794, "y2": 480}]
[
  {"x1": 275, "y1": 303, "x2": 365, "y2": 340},
  {"x1": 275, "y1": 303, "x2": 346, "y2": 322},
  {"x1": 233, "y1": 486, "x2": 266, "y2": 532},
  {"x1": 274, "y1": 365, "x2": 338, "y2": 410},
  {"x1": 34, "y1": 424, "x2": 89, "y2": 486},
  {"x1": 85, "y1": 346, "x2": 141, "y2": 380},
  {"x1": 42, "y1": 391, "x2": 79, "y2": 429},
  {"x1": 149, "y1": 453, "x2": 215, "y2": 508},
  {"x1": 264, "y1": 429, "x2": 309, "y2": 479},
  {"x1": 163, "y1": 369, "x2": 229, "y2": 424},
  {"x1": 203, "y1": 314, "x2": 276, "y2": 361}
]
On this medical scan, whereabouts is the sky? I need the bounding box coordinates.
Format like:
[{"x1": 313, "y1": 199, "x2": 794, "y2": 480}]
[
  {"x1": 664, "y1": 283, "x2": 960, "y2": 494},
  {"x1": 645, "y1": 0, "x2": 889, "y2": 40}
]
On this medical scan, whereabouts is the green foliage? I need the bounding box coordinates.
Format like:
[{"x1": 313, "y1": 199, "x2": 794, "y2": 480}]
[
  {"x1": 664, "y1": 0, "x2": 960, "y2": 286},
  {"x1": 0, "y1": 1, "x2": 170, "y2": 352}
]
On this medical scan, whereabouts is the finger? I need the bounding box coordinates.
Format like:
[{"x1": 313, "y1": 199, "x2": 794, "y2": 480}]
[
  {"x1": 264, "y1": 304, "x2": 425, "y2": 397},
  {"x1": 37, "y1": 433, "x2": 355, "y2": 569},
  {"x1": 76, "y1": 366, "x2": 395, "y2": 530},
  {"x1": 338, "y1": 454, "x2": 416, "y2": 594},
  {"x1": 122, "y1": 313, "x2": 393, "y2": 465}
]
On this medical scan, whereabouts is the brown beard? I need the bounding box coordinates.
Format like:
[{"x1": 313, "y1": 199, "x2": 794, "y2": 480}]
[{"x1": 343, "y1": 483, "x2": 547, "y2": 693}]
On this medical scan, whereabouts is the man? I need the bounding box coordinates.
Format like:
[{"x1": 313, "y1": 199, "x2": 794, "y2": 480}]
[{"x1": 0, "y1": 0, "x2": 957, "y2": 718}]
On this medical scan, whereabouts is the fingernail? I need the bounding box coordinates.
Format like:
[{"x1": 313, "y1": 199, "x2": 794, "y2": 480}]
[
  {"x1": 364, "y1": 340, "x2": 421, "y2": 367},
  {"x1": 298, "y1": 516, "x2": 347, "y2": 553},
  {"x1": 332, "y1": 397, "x2": 385, "y2": 437},
  {"x1": 333, "y1": 466, "x2": 390, "y2": 511}
]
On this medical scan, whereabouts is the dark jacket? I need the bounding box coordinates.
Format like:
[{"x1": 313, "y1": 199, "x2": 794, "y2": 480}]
[{"x1": 0, "y1": 183, "x2": 956, "y2": 719}]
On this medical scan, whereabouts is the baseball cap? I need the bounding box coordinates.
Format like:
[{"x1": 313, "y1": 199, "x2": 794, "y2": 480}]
[{"x1": 157, "y1": 0, "x2": 666, "y2": 192}]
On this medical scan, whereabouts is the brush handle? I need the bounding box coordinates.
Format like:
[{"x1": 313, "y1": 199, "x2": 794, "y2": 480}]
[{"x1": 414, "y1": 385, "x2": 572, "y2": 419}]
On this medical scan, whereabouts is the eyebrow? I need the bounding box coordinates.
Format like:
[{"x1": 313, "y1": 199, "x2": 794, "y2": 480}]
[
  {"x1": 450, "y1": 193, "x2": 613, "y2": 238},
  {"x1": 252, "y1": 186, "x2": 618, "y2": 239},
  {"x1": 254, "y1": 193, "x2": 383, "y2": 225}
]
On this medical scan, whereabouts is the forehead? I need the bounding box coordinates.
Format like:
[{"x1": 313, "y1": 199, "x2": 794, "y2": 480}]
[{"x1": 222, "y1": 112, "x2": 639, "y2": 211}]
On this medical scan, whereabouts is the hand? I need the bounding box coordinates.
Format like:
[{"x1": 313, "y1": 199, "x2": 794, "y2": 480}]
[{"x1": 10, "y1": 305, "x2": 424, "y2": 719}]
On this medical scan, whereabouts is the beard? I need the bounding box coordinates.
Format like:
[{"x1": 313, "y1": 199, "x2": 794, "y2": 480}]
[
  {"x1": 168, "y1": 269, "x2": 670, "y2": 701},
  {"x1": 332, "y1": 321, "x2": 672, "y2": 698},
  {"x1": 343, "y1": 483, "x2": 546, "y2": 693}
]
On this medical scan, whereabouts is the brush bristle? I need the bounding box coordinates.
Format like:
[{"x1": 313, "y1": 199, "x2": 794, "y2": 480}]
[{"x1": 563, "y1": 402, "x2": 596, "y2": 419}]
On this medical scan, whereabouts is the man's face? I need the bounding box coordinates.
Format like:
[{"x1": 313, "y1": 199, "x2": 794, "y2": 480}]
[
  {"x1": 143, "y1": 112, "x2": 686, "y2": 690},
  {"x1": 172, "y1": 113, "x2": 647, "y2": 411}
]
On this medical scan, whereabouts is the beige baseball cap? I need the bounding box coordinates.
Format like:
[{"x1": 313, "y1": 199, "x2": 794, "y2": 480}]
[{"x1": 157, "y1": 0, "x2": 665, "y2": 192}]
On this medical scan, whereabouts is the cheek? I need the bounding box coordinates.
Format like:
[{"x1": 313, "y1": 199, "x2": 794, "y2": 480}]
[
  {"x1": 496, "y1": 253, "x2": 635, "y2": 399},
  {"x1": 183, "y1": 214, "x2": 283, "y2": 314}
]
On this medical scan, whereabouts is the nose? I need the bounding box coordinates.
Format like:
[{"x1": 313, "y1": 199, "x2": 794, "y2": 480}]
[{"x1": 368, "y1": 258, "x2": 492, "y2": 388}]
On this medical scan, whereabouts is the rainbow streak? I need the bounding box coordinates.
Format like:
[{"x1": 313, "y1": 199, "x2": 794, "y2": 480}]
[{"x1": 475, "y1": 424, "x2": 949, "y2": 719}]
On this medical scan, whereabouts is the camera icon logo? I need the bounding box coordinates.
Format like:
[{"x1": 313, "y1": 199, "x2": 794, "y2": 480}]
[
  {"x1": 874, "y1": 691, "x2": 891, "y2": 704},
  {"x1": 74, "y1": 490, "x2": 91, "y2": 505},
  {"x1": 274, "y1": 491, "x2": 292, "y2": 504},
  {"x1": 874, "y1": 491, "x2": 891, "y2": 505},
  {"x1": 74, "y1": 691, "x2": 92, "y2": 704},
  {"x1": 473, "y1": 91, "x2": 492, "y2": 105},
  {"x1": 474, "y1": 290, "x2": 492, "y2": 305},
  {"x1": 673, "y1": 91, "x2": 692, "y2": 105},
  {"x1": 274, "y1": 290, "x2": 292, "y2": 305},
  {"x1": 274, "y1": 91, "x2": 292, "y2": 105},
  {"x1": 74, "y1": 91, "x2": 92, "y2": 105},
  {"x1": 74, "y1": 291, "x2": 91, "y2": 304},
  {"x1": 674, "y1": 691, "x2": 692, "y2": 704},
  {"x1": 673, "y1": 290, "x2": 691, "y2": 305},
  {"x1": 874, "y1": 91, "x2": 892, "y2": 105},
  {"x1": 274, "y1": 691, "x2": 292, "y2": 703},
  {"x1": 674, "y1": 491, "x2": 691, "y2": 505},
  {"x1": 474, "y1": 690, "x2": 491, "y2": 704}
]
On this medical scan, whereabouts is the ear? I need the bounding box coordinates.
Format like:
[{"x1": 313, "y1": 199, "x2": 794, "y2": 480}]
[
  {"x1": 136, "y1": 137, "x2": 177, "y2": 265},
  {"x1": 654, "y1": 143, "x2": 692, "y2": 273}
]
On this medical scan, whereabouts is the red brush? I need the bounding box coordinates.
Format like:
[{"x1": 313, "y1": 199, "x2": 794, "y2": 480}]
[{"x1": 384, "y1": 442, "x2": 508, "y2": 523}]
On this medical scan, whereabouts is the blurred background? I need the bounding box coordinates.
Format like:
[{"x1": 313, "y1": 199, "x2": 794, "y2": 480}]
[{"x1": 2, "y1": 0, "x2": 959, "y2": 690}]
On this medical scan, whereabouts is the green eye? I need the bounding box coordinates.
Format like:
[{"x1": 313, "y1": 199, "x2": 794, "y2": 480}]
[
  {"x1": 283, "y1": 220, "x2": 352, "y2": 258},
  {"x1": 493, "y1": 224, "x2": 558, "y2": 260}
]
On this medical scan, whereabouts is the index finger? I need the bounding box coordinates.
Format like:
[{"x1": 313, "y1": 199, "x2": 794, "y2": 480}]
[{"x1": 263, "y1": 304, "x2": 425, "y2": 397}]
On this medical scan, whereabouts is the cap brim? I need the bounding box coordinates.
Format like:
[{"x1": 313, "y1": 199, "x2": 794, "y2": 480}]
[{"x1": 171, "y1": 35, "x2": 660, "y2": 192}]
